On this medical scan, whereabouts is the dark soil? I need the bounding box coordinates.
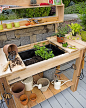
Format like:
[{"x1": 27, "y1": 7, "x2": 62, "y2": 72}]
[{"x1": 24, "y1": 56, "x2": 43, "y2": 66}]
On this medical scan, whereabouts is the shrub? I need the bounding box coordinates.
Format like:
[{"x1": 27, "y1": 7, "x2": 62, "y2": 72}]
[
  {"x1": 64, "y1": 2, "x2": 86, "y2": 14},
  {"x1": 80, "y1": 14, "x2": 86, "y2": 30},
  {"x1": 13, "y1": 7, "x2": 51, "y2": 18},
  {"x1": 0, "y1": 13, "x2": 18, "y2": 21},
  {"x1": 63, "y1": 0, "x2": 86, "y2": 7}
]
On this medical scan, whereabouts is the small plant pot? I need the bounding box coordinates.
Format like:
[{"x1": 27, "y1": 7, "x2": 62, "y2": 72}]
[
  {"x1": 37, "y1": 78, "x2": 50, "y2": 92},
  {"x1": 14, "y1": 21, "x2": 20, "y2": 28},
  {"x1": 11, "y1": 82, "x2": 25, "y2": 98},
  {"x1": 3, "y1": 44, "x2": 18, "y2": 56},
  {"x1": 6, "y1": 22, "x2": 12, "y2": 29},
  {"x1": 57, "y1": 37, "x2": 64, "y2": 43},
  {"x1": 30, "y1": 93, "x2": 37, "y2": 102},
  {"x1": 0, "y1": 25, "x2": 3, "y2": 30},
  {"x1": 20, "y1": 94, "x2": 28, "y2": 105}
]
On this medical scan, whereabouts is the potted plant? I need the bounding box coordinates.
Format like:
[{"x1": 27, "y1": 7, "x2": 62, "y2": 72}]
[
  {"x1": 53, "y1": 25, "x2": 69, "y2": 43},
  {"x1": 68, "y1": 23, "x2": 82, "y2": 36}
]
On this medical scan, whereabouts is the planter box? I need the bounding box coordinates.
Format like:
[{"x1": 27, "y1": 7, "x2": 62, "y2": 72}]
[{"x1": 18, "y1": 44, "x2": 65, "y2": 66}]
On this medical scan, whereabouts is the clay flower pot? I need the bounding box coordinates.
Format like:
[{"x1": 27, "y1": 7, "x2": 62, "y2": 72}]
[
  {"x1": 3, "y1": 44, "x2": 18, "y2": 56},
  {"x1": 57, "y1": 37, "x2": 64, "y2": 43},
  {"x1": 30, "y1": 93, "x2": 37, "y2": 102},
  {"x1": 20, "y1": 94, "x2": 28, "y2": 105},
  {"x1": 11, "y1": 82, "x2": 25, "y2": 98}
]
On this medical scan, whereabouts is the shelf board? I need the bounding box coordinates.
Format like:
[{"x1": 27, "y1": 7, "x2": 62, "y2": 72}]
[
  {"x1": 3, "y1": 4, "x2": 64, "y2": 10},
  {"x1": 0, "y1": 21, "x2": 63, "y2": 33},
  {"x1": 13, "y1": 74, "x2": 73, "y2": 108}
]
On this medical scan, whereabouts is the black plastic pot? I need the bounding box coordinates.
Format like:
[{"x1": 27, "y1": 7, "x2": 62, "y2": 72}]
[{"x1": 18, "y1": 44, "x2": 65, "y2": 66}]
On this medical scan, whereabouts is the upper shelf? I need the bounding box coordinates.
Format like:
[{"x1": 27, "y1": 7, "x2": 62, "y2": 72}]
[
  {"x1": 0, "y1": 16, "x2": 63, "y2": 32},
  {"x1": 3, "y1": 4, "x2": 64, "y2": 10}
]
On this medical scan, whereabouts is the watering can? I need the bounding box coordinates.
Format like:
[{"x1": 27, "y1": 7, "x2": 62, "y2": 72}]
[
  {"x1": 22, "y1": 76, "x2": 42, "y2": 91},
  {"x1": 51, "y1": 79, "x2": 71, "y2": 90}
]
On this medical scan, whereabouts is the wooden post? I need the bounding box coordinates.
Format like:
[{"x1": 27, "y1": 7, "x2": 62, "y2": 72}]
[
  {"x1": 0, "y1": 77, "x2": 16, "y2": 108},
  {"x1": 71, "y1": 50, "x2": 85, "y2": 92}
]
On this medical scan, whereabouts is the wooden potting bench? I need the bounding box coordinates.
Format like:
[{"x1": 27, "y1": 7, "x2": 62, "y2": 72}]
[{"x1": 0, "y1": 0, "x2": 86, "y2": 108}]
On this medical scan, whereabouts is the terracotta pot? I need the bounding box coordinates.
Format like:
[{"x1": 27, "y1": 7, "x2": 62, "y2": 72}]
[
  {"x1": 3, "y1": 44, "x2": 18, "y2": 56},
  {"x1": 11, "y1": 82, "x2": 25, "y2": 98},
  {"x1": 20, "y1": 94, "x2": 28, "y2": 105},
  {"x1": 29, "y1": 93, "x2": 37, "y2": 102},
  {"x1": 57, "y1": 37, "x2": 64, "y2": 43}
]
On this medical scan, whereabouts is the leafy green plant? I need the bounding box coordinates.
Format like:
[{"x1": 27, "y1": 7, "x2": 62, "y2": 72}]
[
  {"x1": 34, "y1": 43, "x2": 54, "y2": 60},
  {"x1": 80, "y1": 14, "x2": 86, "y2": 30},
  {"x1": 62, "y1": 42, "x2": 68, "y2": 47},
  {"x1": 13, "y1": 7, "x2": 51, "y2": 18},
  {"x1": 68, "y1": 23, "x2": 82, "y2": 35},
  {"x1": 53, "y1": 25, "x2": 69, "y2": 37}
]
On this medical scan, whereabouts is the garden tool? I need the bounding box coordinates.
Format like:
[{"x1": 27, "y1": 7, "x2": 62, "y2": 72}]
[
  {"x1": 3, "y1": 51, "x2": 16, "y2": 72},
  {"x1": 56, "y1": 64, "x2": 76, "y2": 74},
  {"x1": 2, "y1": 83, "x2": 12, "y2": 105}
]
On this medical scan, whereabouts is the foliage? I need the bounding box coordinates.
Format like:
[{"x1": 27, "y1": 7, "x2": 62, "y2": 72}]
[
  {"x1": 34, "y1": 43, "x2": 54, "y2": 60},
  {"x1": 64, "y1": 2, "x2": 86, "y2": 14},
  {"x1": 53, "y1": 25, "x2": 69, "y2": 37},
  {"x1": 62, "y1": 42, "x2": 68, "y2": 47},
  {"x1": 80, "y1": 14, "x2": 86, "y2": 30},
  {"x1": 68, "y1": 23, "x2": 82, "y2": 35},
  {"x1": 13, "y1": 7, "x2": 51, "y2": 18},
  {"x1": 0, "y1": 13, "x2": 18, "y2": 21},
  {"x1": 63, "y1": 0, "x2": 86, "y2": 7}
]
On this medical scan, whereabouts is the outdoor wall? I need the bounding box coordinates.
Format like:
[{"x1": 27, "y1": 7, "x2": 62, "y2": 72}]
[{"x1": 0, "y1": 24, "x2": 55, "y2": 48}]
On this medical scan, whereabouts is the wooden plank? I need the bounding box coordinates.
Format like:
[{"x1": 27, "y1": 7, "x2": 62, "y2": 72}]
[
  {"x1": 0, "y1": 21, "x2": 61, "y2": 33},
  {"x1": 10, "y1": 54, "x2": 26, "y2": 73},
  {"x1": 0, "y1": 0, "x2": 48, "y2": 6},
  {"x1": 55, "y1": 93, "x2": 73, "y2": 108},
  {"x1": 6, "y1": 51, "x2": 80, "y2": 84},
  {"x1": 18, "y1": 40, "x2": 49, "y2": 52},
  {"x1": 0, "y1": 49, "x2": 11, "y2": 78},
  {"x1": 42, "y1": 88, "x2": 53, "y2": 99},
  {"x1": 61, "y1": 89, "x2": 83, "y2": 108},
  {"x1": 0, "y1": 78, "x2": 16, "y2": 108},
  {"x1": 71, "y1": 49, "x2": 85, "y2": 92},
  {"x1": 48, "y1": 96, "x2": 62, "y2": 108},
  {"x1": 0, "y1": 0, "x2": 64, "y2": 7},
  {"x1": 32, "y1": 87, "x2": 46, "y2": 104},
  {"x1": 40, "y1": 100, "x2": 52, "y2": 108},
  {"x1": 47, "y1": 36, "x2": 78, "y2": 53}
]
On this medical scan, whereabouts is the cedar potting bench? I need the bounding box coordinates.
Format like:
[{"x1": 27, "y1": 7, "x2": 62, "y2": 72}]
[{"x1": 0, "y1": 0, "x2": 86, "y2": 108}]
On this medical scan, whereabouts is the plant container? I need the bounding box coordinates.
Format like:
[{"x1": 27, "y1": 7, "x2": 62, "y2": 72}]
[
  {"x1": 20, "y1": 94, "x2": 28, "y2": 105},
  {"x1": 57, "y1": 37, "x2": 64, "y2": 43},
  {"x1": 11, "y1": 82, "x2": 25, "y2": 98}
]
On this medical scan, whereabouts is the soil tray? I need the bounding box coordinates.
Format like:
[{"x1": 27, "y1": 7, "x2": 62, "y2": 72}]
[{"x1": 18, "y1": 44, "x2": 65, "y2": 66}]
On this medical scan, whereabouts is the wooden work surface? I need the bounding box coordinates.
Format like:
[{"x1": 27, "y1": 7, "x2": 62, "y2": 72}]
[
  {"x1": 0, "y1": 38, "x2": 85, "y2": 83},
  {"x1": 47, "y1": 36, "x2": 85, "y2": 53}
]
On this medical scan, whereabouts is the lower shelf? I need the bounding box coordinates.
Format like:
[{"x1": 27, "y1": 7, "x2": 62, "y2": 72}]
[{"x1": 13, "y1": 74, "x2": 73, "y2": 108}]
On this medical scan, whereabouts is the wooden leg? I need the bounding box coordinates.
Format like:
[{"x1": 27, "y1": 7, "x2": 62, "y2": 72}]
[
  {"x1": 71, "y1": 50, "x2": 85, "y2": 92},
  {"x1": 0, "y1": 77, "x2": 16, "y2": 108}
]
